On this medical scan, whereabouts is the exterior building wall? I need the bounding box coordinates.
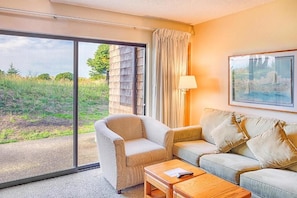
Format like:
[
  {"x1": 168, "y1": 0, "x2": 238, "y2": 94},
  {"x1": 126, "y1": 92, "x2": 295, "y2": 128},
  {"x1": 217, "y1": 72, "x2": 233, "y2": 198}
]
[
  {"x1": 109, "y1": 45, "x2": 145, "y2": 115},
  {"x1": 136, "y1": 48, "x2": 145, "y2": 115}
]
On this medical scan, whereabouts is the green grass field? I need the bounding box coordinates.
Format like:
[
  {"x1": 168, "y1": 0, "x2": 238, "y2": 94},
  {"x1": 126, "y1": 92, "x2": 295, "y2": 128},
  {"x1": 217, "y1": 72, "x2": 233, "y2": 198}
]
[{"x1": 0, "y1": 75, "x2": 109, "y2": 144}]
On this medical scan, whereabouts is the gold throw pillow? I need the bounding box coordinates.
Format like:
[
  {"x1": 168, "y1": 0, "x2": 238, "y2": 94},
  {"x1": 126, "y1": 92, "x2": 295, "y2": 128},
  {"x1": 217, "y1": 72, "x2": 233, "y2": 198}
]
[
  {"x1": 211, "y1": 114, "x2": 248, "y2": 153},
  {"x1": 247, "y1": 123, "x2": 297, "y2": 168}
]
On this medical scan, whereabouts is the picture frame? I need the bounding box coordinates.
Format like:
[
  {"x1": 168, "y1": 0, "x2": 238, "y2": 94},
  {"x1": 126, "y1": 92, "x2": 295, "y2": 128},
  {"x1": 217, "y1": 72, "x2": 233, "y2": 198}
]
[{"x1": 228, "y1": 49, "x2": 297, "y2": 112}]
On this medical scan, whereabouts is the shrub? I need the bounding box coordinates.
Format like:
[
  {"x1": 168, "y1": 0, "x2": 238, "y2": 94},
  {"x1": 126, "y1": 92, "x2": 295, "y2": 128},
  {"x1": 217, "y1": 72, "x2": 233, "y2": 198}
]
[
  {"x1": 55, "y1": 72, "x2": 73, "y2": 81},
  {"x1": 37, "y1": 73, "x2": 51, "y2": 80},
  {"x1": 0, "y1": 69, "x2": 5, "y2": 75},
  {"x1": 7, "y1": 64, "x2": 19, "y2": 76}
]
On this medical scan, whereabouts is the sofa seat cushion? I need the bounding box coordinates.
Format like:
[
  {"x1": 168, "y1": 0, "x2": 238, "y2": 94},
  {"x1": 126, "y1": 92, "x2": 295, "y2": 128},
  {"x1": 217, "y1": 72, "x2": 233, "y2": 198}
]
[
  {"x1": 173, "y1": 140, "x2": 217, "y2": 166},
  {"x1": 240, "y1": 169, "x2": 297, "y2": 198},
  {"x1": 125, "y1": 138, "x2": 166, "y2": 167},
  {"x1": 200, "y1": 153, "x2": 261, "y2": 184}
]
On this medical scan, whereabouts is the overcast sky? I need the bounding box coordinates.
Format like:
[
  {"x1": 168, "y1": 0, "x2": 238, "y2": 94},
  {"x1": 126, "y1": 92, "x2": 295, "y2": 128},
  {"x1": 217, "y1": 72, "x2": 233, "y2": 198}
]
[{"x1": 0, "y1": 34, "x2": 99, "y2": 78}]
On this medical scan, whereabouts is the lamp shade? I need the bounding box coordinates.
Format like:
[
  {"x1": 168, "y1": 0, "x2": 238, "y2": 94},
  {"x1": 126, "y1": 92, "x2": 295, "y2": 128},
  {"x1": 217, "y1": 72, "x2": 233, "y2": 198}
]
[{"x1": 179, "y1": 75, "x2": 197, "y2": 89}]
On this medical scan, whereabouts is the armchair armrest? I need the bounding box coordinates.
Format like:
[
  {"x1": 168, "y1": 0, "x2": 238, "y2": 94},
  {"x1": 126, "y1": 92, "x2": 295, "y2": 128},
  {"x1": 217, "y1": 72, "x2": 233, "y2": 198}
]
[
  {"x1": 173, "y1": 125, "x2": 202, "y2": 143},
  {"x1": 94, "y1": 120, "x2": 126, "y2": 183},
  {"x1": 139, "y1": 116, "x2": 174, "y2": 160}
]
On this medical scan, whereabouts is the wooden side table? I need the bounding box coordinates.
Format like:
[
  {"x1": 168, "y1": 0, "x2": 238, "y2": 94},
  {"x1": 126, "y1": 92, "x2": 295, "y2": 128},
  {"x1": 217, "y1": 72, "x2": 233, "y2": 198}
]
[
  {"x1": 173, "y1": 173, "x2": 251, "y2": 198},
  {"x1": 144, "y1": 159, "x2": 205, "y2": 198}
]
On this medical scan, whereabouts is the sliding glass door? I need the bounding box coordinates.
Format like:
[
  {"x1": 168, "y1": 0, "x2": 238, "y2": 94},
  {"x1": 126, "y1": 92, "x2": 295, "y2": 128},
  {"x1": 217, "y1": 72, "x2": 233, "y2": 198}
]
[
  {"x1": 0, "y1": 34, "x2": 74, "y2": 184},
  {"x1": 0, "y1": 31, "x2": 146, "y2": 188},
  {"x1": 77, "y1": 42, "x2": 106, "y2": 166}
]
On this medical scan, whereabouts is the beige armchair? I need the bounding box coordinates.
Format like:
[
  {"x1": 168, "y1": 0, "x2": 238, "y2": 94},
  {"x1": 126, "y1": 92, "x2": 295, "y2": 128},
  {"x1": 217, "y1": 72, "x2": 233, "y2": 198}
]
[{"x1": 94, "y1": 114, "x2": 174, "y2": 193}]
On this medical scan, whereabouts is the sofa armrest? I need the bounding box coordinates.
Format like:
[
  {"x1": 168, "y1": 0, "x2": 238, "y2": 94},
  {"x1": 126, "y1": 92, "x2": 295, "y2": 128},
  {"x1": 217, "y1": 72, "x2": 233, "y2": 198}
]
[{"x1": 173, "y1": 125, "x2": 202, "y2": 143}]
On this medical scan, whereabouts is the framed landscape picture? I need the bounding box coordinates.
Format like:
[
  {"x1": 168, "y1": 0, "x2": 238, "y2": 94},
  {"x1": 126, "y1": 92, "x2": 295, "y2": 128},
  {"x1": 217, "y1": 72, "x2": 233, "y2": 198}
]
[{"x1": 229, "y1": 49, "x2": 297, "y2": 112}]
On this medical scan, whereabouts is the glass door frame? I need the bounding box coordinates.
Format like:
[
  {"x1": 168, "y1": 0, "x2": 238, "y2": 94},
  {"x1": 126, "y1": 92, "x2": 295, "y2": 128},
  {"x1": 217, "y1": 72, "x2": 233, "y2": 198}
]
[{"x1": 0, "y1": 29, "x2": 146, "y2": 189}]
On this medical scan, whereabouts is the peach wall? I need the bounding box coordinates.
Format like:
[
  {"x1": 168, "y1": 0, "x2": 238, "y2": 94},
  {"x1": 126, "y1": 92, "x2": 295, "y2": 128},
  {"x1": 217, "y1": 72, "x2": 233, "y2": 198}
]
[{"x1": 191, "y1": 0, "x2": 297, "y2": 124}]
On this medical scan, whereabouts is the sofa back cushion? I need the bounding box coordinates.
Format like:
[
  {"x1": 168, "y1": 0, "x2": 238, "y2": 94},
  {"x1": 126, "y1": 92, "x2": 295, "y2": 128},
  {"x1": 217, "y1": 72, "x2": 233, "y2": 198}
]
[
  {"x1": 200, "y1": 108, "x2": 233, "y2": 144},
  {"x1": 231, "y1": 116, "x2": 280, "y2": 159}
]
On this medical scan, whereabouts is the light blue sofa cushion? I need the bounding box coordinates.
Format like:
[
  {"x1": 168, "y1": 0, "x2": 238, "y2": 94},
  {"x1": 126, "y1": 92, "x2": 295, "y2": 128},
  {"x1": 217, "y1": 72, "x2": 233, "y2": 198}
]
[
  {"x1": 173, "y1": 140, "x2": 217, "y2": 166},
  {"x1": 200, "y1": 153, "x2": 261, "y2": 184},
  {"x1": 240, "y1": 169, "x2": 297, "y2": 198}
]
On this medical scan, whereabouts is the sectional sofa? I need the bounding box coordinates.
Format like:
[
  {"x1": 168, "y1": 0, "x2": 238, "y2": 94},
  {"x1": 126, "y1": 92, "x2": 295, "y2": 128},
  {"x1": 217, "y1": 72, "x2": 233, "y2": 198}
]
[{"x1": 172, "y1": 108, "x2": 297, "y2": 198}]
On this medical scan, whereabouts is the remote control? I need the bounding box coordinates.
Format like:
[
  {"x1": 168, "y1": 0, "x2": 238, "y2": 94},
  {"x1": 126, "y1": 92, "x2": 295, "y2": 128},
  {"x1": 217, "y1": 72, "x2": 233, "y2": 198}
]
[{"x1": 177, "y1": 171, "x2": 193, "y2": 178}]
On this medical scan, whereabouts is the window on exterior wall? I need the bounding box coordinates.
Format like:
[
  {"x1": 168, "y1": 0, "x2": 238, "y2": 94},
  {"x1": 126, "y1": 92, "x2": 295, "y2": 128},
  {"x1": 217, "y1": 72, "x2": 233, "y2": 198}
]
[{"x1": 0, "y1": 30, "x2": 146, "y2": 188}]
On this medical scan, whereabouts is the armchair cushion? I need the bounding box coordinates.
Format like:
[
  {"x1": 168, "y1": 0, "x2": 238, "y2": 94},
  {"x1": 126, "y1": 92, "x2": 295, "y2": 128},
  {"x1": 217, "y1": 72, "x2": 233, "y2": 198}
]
[{"x1": 125, "y1": 138, "x2": 166, "y2": 166}]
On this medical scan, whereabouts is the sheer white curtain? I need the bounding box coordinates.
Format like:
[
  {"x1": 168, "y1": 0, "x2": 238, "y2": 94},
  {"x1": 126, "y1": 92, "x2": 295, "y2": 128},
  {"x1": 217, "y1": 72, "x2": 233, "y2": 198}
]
[{"x1": 151, "y1": 28, "x2": 191, "y2": 127}]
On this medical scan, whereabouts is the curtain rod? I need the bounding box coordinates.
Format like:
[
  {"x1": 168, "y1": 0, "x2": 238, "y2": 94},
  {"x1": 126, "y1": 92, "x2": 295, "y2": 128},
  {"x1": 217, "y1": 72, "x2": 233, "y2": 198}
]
[{"x1": 0, "y1": 7, "x2": 155, "y2": 31}]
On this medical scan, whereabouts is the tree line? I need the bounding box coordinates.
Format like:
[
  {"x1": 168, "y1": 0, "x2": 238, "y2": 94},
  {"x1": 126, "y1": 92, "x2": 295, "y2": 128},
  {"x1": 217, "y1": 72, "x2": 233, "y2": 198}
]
[
  {"x1": 0, "y1": 44, "x2": 110, "y2": 81},
  {"x1": 0, "y1": 64, "x2": 74, "y2": 81}
]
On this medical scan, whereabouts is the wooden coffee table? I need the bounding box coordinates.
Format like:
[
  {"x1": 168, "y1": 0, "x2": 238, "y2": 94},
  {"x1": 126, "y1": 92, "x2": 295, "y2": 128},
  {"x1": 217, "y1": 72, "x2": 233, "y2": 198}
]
[
  {"x1": 144, "y1": 159, "x2": 205, "y2": 198},
  {"x1": 173, "y1": 173, "x2": 251, "y2": 198}
]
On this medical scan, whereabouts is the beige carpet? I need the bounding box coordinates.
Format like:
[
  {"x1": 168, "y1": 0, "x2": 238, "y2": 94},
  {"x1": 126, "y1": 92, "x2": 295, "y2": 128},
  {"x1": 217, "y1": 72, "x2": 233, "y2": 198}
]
[{"x1": 0, "y1": 168, "x2": 143, "y2": 198}]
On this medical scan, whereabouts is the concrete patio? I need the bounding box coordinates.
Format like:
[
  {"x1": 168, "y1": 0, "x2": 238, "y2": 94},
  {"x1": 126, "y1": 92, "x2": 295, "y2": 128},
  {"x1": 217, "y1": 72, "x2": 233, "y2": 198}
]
[{"x1": 0, "y1": 132, "x2": 99, "y2": 184}]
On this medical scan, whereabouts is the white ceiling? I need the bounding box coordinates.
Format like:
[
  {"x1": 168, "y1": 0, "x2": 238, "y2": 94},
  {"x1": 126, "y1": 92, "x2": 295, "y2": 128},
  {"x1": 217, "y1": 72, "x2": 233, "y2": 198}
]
[{"x1": 51, "y1": 0, "x2": 275, "y2": 25}]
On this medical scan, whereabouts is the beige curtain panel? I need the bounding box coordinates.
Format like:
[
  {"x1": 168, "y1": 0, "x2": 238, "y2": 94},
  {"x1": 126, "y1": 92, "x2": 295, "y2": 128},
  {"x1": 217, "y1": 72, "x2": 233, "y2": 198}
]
[{"x1": 151, "y1": 28, "x2": 191, "y2": 127}]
